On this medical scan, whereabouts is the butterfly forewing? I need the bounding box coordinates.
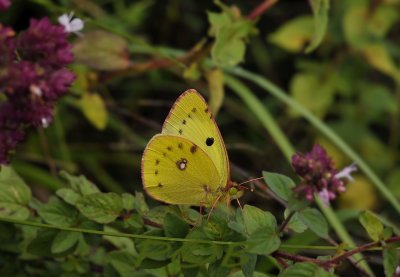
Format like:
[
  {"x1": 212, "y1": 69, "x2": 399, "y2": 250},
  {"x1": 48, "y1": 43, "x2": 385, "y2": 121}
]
[
  {"x1": 141, "y1": 134, "x2": 222, "y2": 205},
  {"x1": 161, "y1": 90, "x2": 229, "y2": 188}
]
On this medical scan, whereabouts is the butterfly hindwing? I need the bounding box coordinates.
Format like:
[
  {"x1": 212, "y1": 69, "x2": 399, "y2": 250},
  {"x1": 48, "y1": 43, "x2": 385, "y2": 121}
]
[
  {"x1": 161, "y1": 89, "x2": 229, "y2": 188},
  {"x1": 141, "y1": 134, "x2": 222, "y2": 205}
]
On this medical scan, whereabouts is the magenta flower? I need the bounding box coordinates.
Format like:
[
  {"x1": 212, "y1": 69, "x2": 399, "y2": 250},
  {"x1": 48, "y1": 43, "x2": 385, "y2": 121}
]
[
  {"x1": 0, "y1": 0, "x2": 10, "y2": 11},
  {"x1": 291, "y1": 144, "x2": 356, "y2": 205},
  {"x1": 17, "y1": 18, "x2": 74, "y2": 67},
  {"x1": 0, "y1": 17, "x2": 78, "y2": 164}
]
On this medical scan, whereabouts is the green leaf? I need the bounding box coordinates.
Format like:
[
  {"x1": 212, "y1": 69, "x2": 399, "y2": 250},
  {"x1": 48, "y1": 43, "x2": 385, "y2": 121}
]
[
  {"x1": 208, "y1": 259, "x2": 231, "y2": 277},
  {"x1": 181, "y1": 229, "x2": 222, "y2": 264},
  {"x1": 38, "y1": 196, "x2": 79, "y2": 227},
  {"x1": 243, "y1": 205, "x2": 275, "y2": 234},
  {"x1": 80, "y1": 93, "x2": 108, "y2": 130},
  {"x1": 123, "y1": 213, "x2": 144, "y2": 229},
  {"x1": 56, "y1": 188, "x2": 81, "y2": 205},
  {"x1": 289, "y1": 72, "x2": 335, "y2": 119},
  {"x1": 343, "y1": 1, "x2": 398, "y2": 48},
  {"x1": 28, "y1": 229, "x2": 76, "y2": 257},
  {"x1": 361, "y1": 43, "x2": 400, "y2": 82},
  {"x1": 51, "y1": 231, "x2": 80, "y2": 254},
  {"x1": 262, "y1": 171, "x2": 295, "y2": 201},
  {"x1": 27, "y1": 229, "x2": 58, "y2": 257},
  {"x1": 76, "y1": 192, "x2": 123, "y2": 224},
  {"x1": 0, "y1": 166, "x2": 31, "y2": 205},
  {"x1": 164, "y1": 213, "x2": 189, "y2": 238},
  {"x1": 383, "y1": 247, "x2": 398, "y2": 277},
  {"x1": 268, "y1": 16, "x2": 314, "y2": 53},
  {"x1": 243, "y1": 205, "x2": 280, "y2": 255},
  {"x1": 73, "y1": 30, "x2": 130, "y2": 71},
  {"x1": 285, "y1": 210, "x2": 307, "y2": 233},
  {"x1": 183, "y1": 62, "x2": 202, "y2": 81},
  {"x1": 208, "y1": 9, "x2": 256, "y2": 67},
  {"x1": 206, "y1": 68, "x2": 225, "y2": 116},
  {"x1": 305, "y1": 0, "x2": 329, "y2": 53},
  {"x1": 359, "y1": 211, "x2": 384, "y2": 241},
  {"x1": 298, "y1": 208, "x2": 328, "y2": 239},
  {"x1": 0, "y1": 202, "x2": 30, "y2": 220},
  {"x1": 108, "y1": 250, "x2": 137, "y2": 277},
  {"x1": 287, "y1": 196, "x2": 309, "y2": 212},
  {"x1": 60, "y1": 171, "x2": 100, "y2": 196},
  {"x1": 81, "y1": 220, "x2": 103, "y2": 246},
  {"x1": 104, "y1": 226, "x2": 135, "y2": 253},
  {"x1": 135, "y1": 231, "x2": 175, "y2": 262},
  {"x1": 247, "y1": 228, "x2": 281, "y2": 255},
  {"x1": 241, "y1": 253, "x2": 257, "y2": 277},
  {"x1": 121, "y1": 193, "x2": 135, "y2": 211},
  {"x1": 280, "y1": 262, "x2": 336, "y2": 277}
]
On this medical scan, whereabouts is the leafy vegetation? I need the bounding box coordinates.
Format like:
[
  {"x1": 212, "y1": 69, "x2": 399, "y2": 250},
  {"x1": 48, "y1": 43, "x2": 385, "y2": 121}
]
[{"x1": 1, "y1": 0, "x2": 400, "y2": 276}]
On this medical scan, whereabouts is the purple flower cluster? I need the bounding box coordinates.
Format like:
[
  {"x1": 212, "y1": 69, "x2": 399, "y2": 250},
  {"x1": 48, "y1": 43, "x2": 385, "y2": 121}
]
[
  {"x1": 291, "y1": 144, "x2": 354, "y2": 205},
  {"x1": 0, "y1": 0, "x2": 10, "y2": 11},
  {"x1": 0, "y1": 18, "x2": 75, "y2": 164}
]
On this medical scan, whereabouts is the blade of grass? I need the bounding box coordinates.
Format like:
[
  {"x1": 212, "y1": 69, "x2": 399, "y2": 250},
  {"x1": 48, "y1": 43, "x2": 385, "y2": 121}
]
[
  {"x1": 225, "y1": 75, "x2": 294, "y2": 159},
  {"x1": 224, "y1": 75, "x2": 374, "y2": 276}
]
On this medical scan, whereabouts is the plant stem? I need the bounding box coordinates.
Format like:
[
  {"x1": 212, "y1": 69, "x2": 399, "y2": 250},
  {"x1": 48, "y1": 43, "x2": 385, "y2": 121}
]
[
  {"x1": 279, "y1": 211, "x2": 295, "y2": 234},
  {"x1": 247, "y1": 0, "x2": 278, "y2": 20},
  {"x1": 273, "y1": 251, "x2": 325, "y2": 265},
  {"x1": 324, "y1": 235, "x2": 400, "y2": 266},
  {"x1": 274, "y1": 235, "x2": 400, "y2": 271}
]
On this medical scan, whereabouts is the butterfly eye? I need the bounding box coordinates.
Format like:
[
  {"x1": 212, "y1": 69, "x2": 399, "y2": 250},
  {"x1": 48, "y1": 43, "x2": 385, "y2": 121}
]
[{"x1": 206, "y1": 137, "x2": 214, "y2": 146}]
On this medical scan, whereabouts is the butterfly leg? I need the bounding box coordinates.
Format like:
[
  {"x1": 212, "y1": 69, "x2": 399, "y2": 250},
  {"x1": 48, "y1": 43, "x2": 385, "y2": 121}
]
[
  {"x1": 194, "y1": 202, "x2": 206, "y2": 226},
  {"x1": 206, "y1": 194, "x2": 224, "y2": 222},
  {"x1": 235, "y1": 198, "x2": 250, "y2": 235}
]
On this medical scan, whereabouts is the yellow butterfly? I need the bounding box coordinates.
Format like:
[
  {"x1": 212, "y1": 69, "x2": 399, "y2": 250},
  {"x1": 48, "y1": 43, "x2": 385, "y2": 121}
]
[{"x1": 141, "y1": 89, "x2": 238, "y2": 207}]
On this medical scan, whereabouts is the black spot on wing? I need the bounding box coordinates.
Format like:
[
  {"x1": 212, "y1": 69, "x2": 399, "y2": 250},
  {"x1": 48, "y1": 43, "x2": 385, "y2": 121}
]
[
  {"x1": 206, "y1": 137, "x2": 214, "y2": 146},
  {"x1": 190, "y1": 145, "x2": 197, "y2": 153}
]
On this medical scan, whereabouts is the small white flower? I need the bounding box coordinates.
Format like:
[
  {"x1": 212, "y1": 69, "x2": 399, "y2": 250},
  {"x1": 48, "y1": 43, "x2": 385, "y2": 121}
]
[
  {"x1": 335, "y1": 163, "x2": 357, "y2": 182},
  {"x1": 41, "y1": 117, "x2": 50, "y2": 128},
  {"x1": 319, "y1": 188, "x2": 331, "y2": 206},
  {"x1": 58, "y1": 12, "x2": 84, "y2": 35}
]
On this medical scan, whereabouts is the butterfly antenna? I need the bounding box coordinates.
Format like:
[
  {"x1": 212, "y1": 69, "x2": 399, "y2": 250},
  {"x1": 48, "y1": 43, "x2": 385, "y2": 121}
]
[
  {"x1": 237, "y1": 177, "x2": 264, "y2": 186},
  {"x1": 236, "y1": 177, "x2": 264, "y2": 192}
]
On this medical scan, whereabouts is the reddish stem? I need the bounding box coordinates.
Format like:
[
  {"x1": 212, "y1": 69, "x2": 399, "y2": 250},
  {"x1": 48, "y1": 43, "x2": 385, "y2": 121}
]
[
  {"x1": 247, "y1": 0, "x2": 278, "y2": 20},
  {"x1": 273, "y1": 235, "x2": 400, "y2": 272},
  {"x1": 273, "y1": 251, "x2": 326, "y2": 265},
  {"x1": 279, "y1": 210, "x2": 295, "y2": 233},
  {"x1": 324, "y1": 235, "x2": 400, "y2": 266}
]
